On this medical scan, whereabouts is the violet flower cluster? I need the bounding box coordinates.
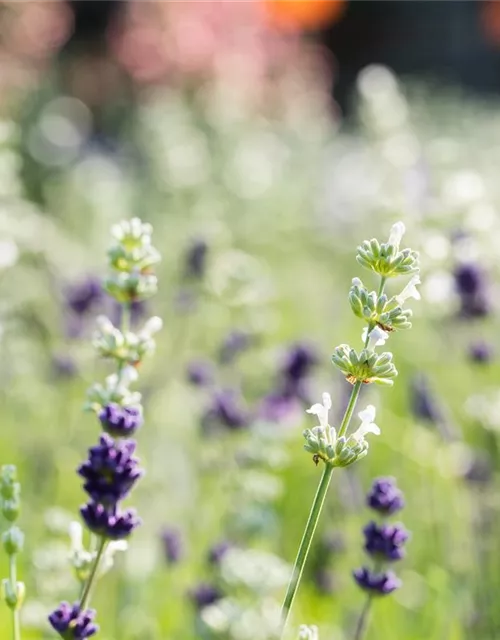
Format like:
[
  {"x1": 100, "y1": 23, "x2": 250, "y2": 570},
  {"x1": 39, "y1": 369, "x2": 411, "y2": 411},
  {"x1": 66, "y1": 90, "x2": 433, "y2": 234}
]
[
  {"x1": 48, "y1": 219, "x2": 162, "y2": 639},
  {"x1": 353, "y1": 477, "x2": 408, "y2": 597}
]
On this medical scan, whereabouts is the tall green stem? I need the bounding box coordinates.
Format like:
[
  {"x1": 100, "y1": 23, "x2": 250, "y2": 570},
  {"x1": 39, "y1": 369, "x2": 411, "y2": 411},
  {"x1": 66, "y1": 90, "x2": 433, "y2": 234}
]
[
  {"x1": 353, "y1": 595, "x2": 373, "y2": 640},
  {"x1": 280, "y1": 464, "x2": 334, "y2": 634},
  {"x1": 9, "y1": 555, "x2": 20, "y2": 640},
  {"x1": 280, "y1": 379, "x2": 362, "y2": 635},
  {"x1": 79, "y1": 537, "x2": 107, "y2": 611},
  {"x1": 280, "y1": 274, "x2": 388, "y2": 635}
]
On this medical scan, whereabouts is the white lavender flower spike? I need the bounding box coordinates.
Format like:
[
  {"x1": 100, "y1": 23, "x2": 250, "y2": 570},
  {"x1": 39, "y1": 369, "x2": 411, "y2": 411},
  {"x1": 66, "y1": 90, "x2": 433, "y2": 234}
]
[{"x1": 283, "y1": 222, "x2": 420, "y2": 636}]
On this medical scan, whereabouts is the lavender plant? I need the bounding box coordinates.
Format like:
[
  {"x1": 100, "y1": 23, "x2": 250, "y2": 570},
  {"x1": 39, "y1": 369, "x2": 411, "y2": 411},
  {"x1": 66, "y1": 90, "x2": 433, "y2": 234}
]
[
  {"x1": 280, "y1": 222, "x2": 420, "y2": 634},
  {"x1": 352, "y1": 478, "x2": 408, "y2": 640},
  {"x1": 47, "y1": 218, "x2": 162, "y2": 638},
  {"x1": 1, "y1": 465, "x2": 25, "y2": 640}
]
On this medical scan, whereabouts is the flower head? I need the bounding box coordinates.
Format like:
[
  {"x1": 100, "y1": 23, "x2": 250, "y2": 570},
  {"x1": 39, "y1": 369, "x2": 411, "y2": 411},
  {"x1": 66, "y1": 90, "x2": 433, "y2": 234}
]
[
  {"x1": 208, "y1": 540, "x2": 233, "y2": 565},
  {"x1": 99, "y1": 403, "x2": 143, "y2": 437},
  {"x1": 65, "y1": 277, "x2": 102, "y2": 317},
  {"x1": 184, "y1": 239, "x2": 208, "y2": 280},
  {"x1": 78, "y1": 435, "x2": 143, "y2": 506},
  {"x1": 353, "y1": 567, "x2": 401, "y2": 596},
  {"x1": 299, "y1": 624, "x2": 319, "y2": 640},
  {"x1": 161, "y1": 527, "x2": 184, "y2": 564},
  {"x1": 80, "y1": 502, "x2": 140, "y2": 540},
  {"x1": 188, "y1": 582, "x2": 223, "y2": 610},
  {"x1": 367, "y1": 477, "x2": 404, "y2": 515},
  {"x1": 363, "y1": 521, "x2": 409, "y2": 561},
  {"x1": 202, "y1": 388, "x2": 249, "y2": 432},
  {"x1": 186, "y1": 360, "x2": 214, "y2": 387},
  {"x1": 48, "y1": 602, "x2": 98, "y2": 639}
]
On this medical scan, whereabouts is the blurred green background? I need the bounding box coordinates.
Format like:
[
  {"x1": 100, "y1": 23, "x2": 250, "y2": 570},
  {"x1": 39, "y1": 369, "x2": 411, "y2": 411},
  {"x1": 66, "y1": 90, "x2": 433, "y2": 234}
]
[{"x1": 0, "y1": 1, "x2": 500, "y2": 639}]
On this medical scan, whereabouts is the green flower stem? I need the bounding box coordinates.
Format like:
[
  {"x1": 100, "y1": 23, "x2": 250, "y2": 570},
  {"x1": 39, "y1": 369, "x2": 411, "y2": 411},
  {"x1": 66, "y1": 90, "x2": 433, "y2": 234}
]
[
  {"x1": 79, "y1": 537, "x2": 107, "y2": 611},
  {"x1": 280, "y1": 273, "x2": 389, "y2": 635},
  {"x1": 353, "y1": 595, "x2": 373, "y2": 640},
  {"x1": 377, "y1": 276, "x2": 386, "y2": 298},
  {"x1": 280, "y1": 463, "x2": 334, "y2": 635},
  {"x1": 338, "y1": 380, "x2": 362, "y2": 439},
  {"x1": 280, "y1": 377, "x2": 364, "y2": 634},
  {"x1": 9, "y1": 554, "x2": 20, "y2": 640}
]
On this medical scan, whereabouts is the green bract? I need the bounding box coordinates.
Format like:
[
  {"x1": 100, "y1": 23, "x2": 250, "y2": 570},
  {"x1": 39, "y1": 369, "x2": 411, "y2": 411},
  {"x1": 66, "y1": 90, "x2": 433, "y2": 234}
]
[
  {"x1": 349, "y1": 278, "x2": 413, "y2": 331},
  {"x1": 331, "y1": 344, "x2": 398, "y2": 386},
  {"x1": 303, "y1": 428, "x2": 369, "y2": 468},
  {"x1": 356, "y1": 238, "x2": 419, "y2": 278}
]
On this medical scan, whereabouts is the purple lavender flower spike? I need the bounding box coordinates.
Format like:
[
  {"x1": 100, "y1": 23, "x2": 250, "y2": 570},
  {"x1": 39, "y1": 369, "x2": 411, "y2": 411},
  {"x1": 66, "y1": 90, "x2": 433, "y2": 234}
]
[
  {"x1": 218, "y1": 330, "x2": 254, "y2": 364},
  {"x1": 314, "y1": 568, "x2": 337, "y2": 594},
  {"x1": 65, "y1": 276, "x2": 103, "y2": 316},
  {"x1": 187, "y1": 360, "x2": 214, "y2": 387},
  {"x1": 353, "y1": 567, "x2": 401, "y2": 596},
  {"x1": 453, "y1": 263, "x2": 490, "y2": 318},
  {"x1": 258, "y1": 392, "x2": 302, "y2": 424},
  {"x1": 202, "y1": 388, "x2": 249, "y2": 432},
  {"x1": 99, "y1": 403, "x2": 143, "y2": 437},
  {"x1": 48, "y1": 601, "x2": 98, "y2": 638},
  {"x1": 161, "y1": 527, "x2": 184, "y2": 564},
  {"x1": 188, "y1": 583, "x2": 222, "y2": 610},
  {"x1": 78, "y1": 434, "x2": 143, "y2": 506},
  {"x1": 367, "y1": 477, "x2": 405, "y2": 515},
  {"x1": 81, "y1": 502, "x2": 141, "y2": 540},
  {"x1": 409, "y1": 374, "x2": 441, "y2": 424},
  {"x1": 363, "y1": 521, "x2": 409, "y2": 562},
  {"x1": 281, "y1": 343, "x2": 318, "y2": 384},
  {"x1": 184, "y1": 239, "x2": 208, "y2": 280},
  {"x1": 208, "y1": 540, "x2": 232, "y2": 565},
  {"x1": 468, "y1": 341, "x2": 493, "y2": 364}
]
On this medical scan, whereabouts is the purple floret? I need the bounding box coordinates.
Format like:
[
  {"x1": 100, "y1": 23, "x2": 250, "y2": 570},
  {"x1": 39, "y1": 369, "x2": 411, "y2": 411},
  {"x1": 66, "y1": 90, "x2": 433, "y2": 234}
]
[
  {"x1": 353, "y1": 567, "x2": 401, "y2": 596},
  {"x1": 99, "y1": 403, "x2": 143, "y2": 437},
  {"x1": 363, "y1": 521, "x2": 409, "y2": 562},
  {"x1": 48, "y1": 601, "x2": 98, "y2": 639},
  {"x1": 81, "y1": 502, "x2": 141, "y2": 540},
  {"x1": 367, "y1": 477, "x2": 405, "y2": 515},
  {"x1": 78, "y1": 434, "x2": 143, "y2": 506}
]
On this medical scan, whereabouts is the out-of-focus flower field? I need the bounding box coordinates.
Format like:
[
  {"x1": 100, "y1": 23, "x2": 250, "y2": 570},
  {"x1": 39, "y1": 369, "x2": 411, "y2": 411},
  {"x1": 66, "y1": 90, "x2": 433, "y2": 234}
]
[{"x1": 0, "y1": 2, "x2": 500, "y2": 639}]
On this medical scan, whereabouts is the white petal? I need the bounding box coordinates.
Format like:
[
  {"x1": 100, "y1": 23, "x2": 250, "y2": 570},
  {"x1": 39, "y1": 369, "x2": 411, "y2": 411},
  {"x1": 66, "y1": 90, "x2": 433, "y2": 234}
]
[
  {"x1": 367, "y1": 326, "x2": 389, "y2": 350},
  {"x1": 143, "y1": 316, "x2": 163, "y2": 335},
  {"x1": 68, "y1": 521, "x2": 83, "y2": 551},
  {"x1": 360, "y1": 422, "x2": 381, "y2": 436},
  {"x1": 358, "y1": 404, "x2": 376, "y2": 424},
  {"x1": 397, "y1": 274, "x2": 421, "y2": 304},
  {"x1": 306, "y1": 403, "x2": 324, "y2": 417},
  {"x1": 322, "y1": 392, "x2": 332, "y2": 411},
  {"x1": 353, "y1": 422, "x2": 381, "y2": 441},
  {"x1": 388, "y1": 221, "x2": 405, "y2": 247}
]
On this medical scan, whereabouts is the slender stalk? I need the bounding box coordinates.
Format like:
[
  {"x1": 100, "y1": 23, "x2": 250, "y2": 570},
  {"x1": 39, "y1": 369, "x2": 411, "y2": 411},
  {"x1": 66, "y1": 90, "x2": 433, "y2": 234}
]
[
  {"x1": 79, "y1": 537, "x2": 107, "y2": 611},
  {"x1": 9, "y1": 555, "x2": 20, "y2": 640},
  {"x1": 280, "y1": 274, "x2": 388, "y2": 634},
  {"x1": 280, "y1": 464, "x2": 334, "y2": 634},
  {"x1": 338, "y1": 380, "x2": 362, "y2": 439},
  {"x1": 353, "y1": 595, "x2": 373, "y2": 640},
  {"x1": 377, "y1": 276, "x2": 386, "y2": 298}
]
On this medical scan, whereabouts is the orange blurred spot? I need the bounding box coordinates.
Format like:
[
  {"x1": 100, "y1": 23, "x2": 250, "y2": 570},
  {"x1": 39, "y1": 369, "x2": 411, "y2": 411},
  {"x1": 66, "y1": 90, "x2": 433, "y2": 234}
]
[
  {"x1": 481, "y1": 0, "x2": 500, "y2": 47},
  {"x1": 263, "y1": 0, "x2": 346, "y2": 32}
]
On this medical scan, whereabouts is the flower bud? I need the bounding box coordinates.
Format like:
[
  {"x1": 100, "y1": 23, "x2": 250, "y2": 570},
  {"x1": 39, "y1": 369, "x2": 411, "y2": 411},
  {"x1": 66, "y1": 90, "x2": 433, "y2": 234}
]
[
  {"x1": 2, "y1": 579, "x2": 25, "y2": 610},
  {"x1": 2, "y1": 526, "x2": 24, "y2": 555}
]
